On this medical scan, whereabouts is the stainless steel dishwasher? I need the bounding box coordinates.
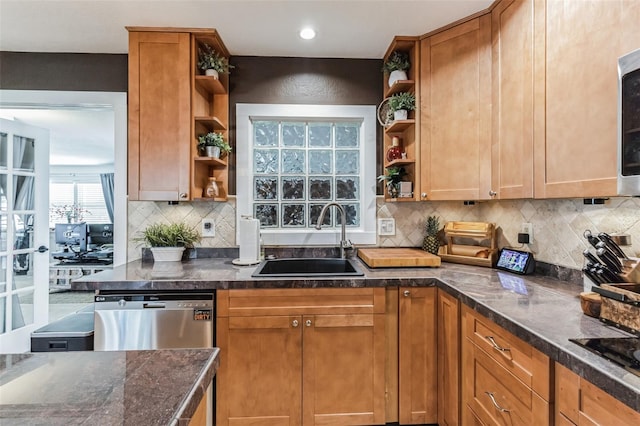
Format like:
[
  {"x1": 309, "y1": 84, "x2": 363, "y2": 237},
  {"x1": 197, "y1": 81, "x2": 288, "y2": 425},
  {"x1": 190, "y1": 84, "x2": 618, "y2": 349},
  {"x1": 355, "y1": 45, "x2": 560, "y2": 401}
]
[{"x1": 93, "y1": 290, "x2": 214, "y2": 351}]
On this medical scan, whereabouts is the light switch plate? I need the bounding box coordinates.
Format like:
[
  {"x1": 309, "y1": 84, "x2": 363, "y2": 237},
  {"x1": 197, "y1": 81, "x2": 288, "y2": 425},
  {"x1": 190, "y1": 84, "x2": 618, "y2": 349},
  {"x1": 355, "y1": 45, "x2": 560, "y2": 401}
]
[
  {"x1": 201, "y1": 219, "x2": 215, "y2": 237},
  {"x1": 378, "y1": 218, "x2": 396, "y2": 236}
]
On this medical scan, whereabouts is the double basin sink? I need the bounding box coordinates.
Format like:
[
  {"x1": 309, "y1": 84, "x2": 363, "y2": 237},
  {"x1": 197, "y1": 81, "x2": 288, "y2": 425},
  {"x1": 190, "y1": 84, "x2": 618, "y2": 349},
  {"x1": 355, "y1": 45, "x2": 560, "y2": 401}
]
[{"x1": 252, "y1": 258, "x2": 363, "y2": 277}]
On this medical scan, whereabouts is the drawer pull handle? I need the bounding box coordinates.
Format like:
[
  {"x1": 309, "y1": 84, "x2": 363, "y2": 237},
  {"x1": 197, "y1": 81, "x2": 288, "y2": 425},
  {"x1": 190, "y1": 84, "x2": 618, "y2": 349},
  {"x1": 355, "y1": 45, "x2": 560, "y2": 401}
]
[
  {"x1": 485, "y1": 391, "x2": 510, "y2": 413},
  {"x1": 305, "y1": 319, "x2": 312, "y2": 327},
  {"x1": 292, "y1": 320, "x2": 299, "y2": 327},
  {"x1": 486, "y1": 336, "x2": 510, "y2": 352}
]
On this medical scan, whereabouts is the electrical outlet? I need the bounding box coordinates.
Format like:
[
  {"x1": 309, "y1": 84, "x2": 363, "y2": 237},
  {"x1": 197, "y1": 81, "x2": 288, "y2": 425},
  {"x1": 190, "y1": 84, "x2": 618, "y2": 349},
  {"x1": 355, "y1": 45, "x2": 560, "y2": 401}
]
[
  {"x1": 521, "y1": 222, "x2": 533, "y2": 243},
  {"x1": 378, "y1": 218, "x2": 396, "y2": 236},
  {"x1": 201, "y1": 219, "x2": 215, "y2": 237}
]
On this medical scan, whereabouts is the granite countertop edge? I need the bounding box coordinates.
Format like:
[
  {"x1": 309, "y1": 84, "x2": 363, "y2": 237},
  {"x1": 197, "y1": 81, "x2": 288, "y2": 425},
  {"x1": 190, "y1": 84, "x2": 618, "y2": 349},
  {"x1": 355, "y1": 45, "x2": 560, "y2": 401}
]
[
  {"x1": 171, "y1": 347, "x2": 220, "y2": 425},
  {"x1": 74, "y1": 258, "x2": 640, "y2": 412}
]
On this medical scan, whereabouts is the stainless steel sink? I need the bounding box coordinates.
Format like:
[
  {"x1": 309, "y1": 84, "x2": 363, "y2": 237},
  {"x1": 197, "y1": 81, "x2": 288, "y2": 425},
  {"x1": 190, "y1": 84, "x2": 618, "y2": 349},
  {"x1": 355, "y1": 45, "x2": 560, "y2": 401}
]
[{"x1": 251, "y1": 258, "x2": 364, "y2": 277}]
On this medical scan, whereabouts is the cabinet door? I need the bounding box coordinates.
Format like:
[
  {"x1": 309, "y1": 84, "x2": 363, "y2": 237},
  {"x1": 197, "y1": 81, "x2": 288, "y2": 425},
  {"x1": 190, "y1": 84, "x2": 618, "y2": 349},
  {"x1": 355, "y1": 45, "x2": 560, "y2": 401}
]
[
  {"x1": 216, "y1": 316, "x2": 302, "y2": 426},
  {"x1": 128, "y1": 31, "x2": 191, "y2": 201},
  {"x1": 302, "y1": 313, "x2": 385, "y2": 426},
  {"x1": 534, "y1": 0, "x2": 640, "y2": 198},
  {"x1": 437, "y1": 289, "x2": 460, "y2": 426},
  {"x1": 398, "y1": 287, "x2": 437, "y2": 424},
  {"x1": 491, "y1": 0, "x2": 535, "y2": 199},
  {"x1": 420, "y1": 16, "x2": 492, "y2": 201}
]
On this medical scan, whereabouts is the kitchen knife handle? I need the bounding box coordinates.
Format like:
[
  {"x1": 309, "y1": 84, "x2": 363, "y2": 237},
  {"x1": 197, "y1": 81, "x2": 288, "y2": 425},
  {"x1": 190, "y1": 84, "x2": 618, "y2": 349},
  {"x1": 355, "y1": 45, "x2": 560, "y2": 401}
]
[{"x1": 599, "y1": 232, "x2": 629, "y2": 259}]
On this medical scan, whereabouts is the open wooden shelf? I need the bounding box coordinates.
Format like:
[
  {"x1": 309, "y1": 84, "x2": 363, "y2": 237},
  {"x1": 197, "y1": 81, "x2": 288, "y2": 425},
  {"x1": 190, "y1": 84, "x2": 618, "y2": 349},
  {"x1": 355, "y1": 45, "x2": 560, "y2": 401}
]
[
  {"x1": 385, "y1": 80, "x2": 415, "y2": 97},
  {"x1": 194, "y1": 116, "x2": 226, "y2": 130},
  {"x1": 194, "y1": 156, "x2": 228, "y2": 166},
  {"x1": 386, "y1": 119, "x2": 415, "y2": 133},
  {"x1": 194, "y1": 75, "x2": 226, "y2": 95},
  {"x1": 385, "y1": 158, "x2": 415, "y2": 168}
]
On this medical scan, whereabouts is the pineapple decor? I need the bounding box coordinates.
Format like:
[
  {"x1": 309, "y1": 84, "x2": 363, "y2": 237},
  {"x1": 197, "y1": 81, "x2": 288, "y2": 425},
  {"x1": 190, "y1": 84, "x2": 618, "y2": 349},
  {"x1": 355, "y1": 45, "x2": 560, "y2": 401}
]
[{"x1": 422, "y1": 215, "x2": 441, "y2": 255}]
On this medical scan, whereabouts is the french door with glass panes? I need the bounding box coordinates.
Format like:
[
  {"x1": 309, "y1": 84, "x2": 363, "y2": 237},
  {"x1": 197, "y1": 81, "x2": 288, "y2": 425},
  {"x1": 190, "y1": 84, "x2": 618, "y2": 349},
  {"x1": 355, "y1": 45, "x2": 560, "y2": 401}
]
[{"x1": 0, "y1": 118, "x2": 49, "y2": 353}]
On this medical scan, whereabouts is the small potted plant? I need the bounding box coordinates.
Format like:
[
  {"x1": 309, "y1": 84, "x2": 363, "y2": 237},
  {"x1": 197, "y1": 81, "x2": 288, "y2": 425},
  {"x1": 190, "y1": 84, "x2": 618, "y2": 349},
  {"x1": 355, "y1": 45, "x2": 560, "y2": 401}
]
[
  {"x1": 134, "y1": 222, "x2": 201, "y2": 262},
  {"x1": 389, "y1": 91, "x2": 415, "y2": 121},
  {"x1": 197, "y1": 132, "x2": 232, "y2": 158},
  {"x1": 197, "y1": 43, "x2": 234, "y2": 79},
  {"x1": 377, "y1": 166, "x2": 407, "y2": 198},
  {"x1": 383, "y1": 50, "x2": 411, "y2": 87}
]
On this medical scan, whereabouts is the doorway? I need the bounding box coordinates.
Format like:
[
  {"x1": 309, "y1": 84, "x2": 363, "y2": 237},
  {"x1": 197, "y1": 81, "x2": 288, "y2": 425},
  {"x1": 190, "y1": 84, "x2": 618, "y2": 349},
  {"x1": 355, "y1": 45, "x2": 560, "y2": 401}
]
[{"x1": 0, "y1": 90, "x2": 127, "y2": 333}]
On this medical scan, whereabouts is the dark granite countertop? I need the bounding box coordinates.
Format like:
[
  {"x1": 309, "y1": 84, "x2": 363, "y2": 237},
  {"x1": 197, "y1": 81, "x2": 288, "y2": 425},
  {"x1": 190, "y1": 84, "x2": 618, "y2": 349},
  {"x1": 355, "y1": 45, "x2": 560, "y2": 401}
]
[
  {"x1": 73, "y1": 257, "x2": 640, "y2": 412},
  {"x1": 0, "y1": 348, "x2": 219, "y2": 425}
]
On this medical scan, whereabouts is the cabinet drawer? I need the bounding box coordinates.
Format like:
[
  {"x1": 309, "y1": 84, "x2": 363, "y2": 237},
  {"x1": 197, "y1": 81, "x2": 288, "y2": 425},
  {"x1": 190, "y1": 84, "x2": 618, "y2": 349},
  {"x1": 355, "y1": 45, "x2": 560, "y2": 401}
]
[
  {"x1": 462, "y1": 305, "x2": 550, "y2": 399},
  {"x1": 464, "y1": 341, "x2": 550, "y2": 426},
  {"x1": 218, "y1": 288, "x2": 385, "y2": 317}
]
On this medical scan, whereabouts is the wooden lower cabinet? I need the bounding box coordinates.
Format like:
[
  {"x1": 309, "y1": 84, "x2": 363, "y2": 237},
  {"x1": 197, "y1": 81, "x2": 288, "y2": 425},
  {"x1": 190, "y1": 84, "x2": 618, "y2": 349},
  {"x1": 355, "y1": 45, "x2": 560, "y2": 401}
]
[
  {"x1": 216, "y1": 289, "x2": 385, "y2": 426},
  {"x1": 461, "y1": 305, "x2": 551, "y2": 425},
  {"x1": 437, "y1": 289, "x2": 460, "y2": 426},
  {"x1": 398, "y1": 287, "x2": 437, "y2": 424},
  {"x1": 555, "y1": 362, "x2": 640, "y2": 426}
]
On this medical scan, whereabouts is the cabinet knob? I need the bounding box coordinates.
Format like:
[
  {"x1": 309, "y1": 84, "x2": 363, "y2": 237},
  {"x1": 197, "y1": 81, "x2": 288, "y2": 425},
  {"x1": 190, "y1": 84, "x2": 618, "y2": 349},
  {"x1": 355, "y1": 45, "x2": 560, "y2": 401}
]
[
  {"x1": 292, "y1": 320, "x2": 299, "y2": 328},
  {"x1": 403, "y1": 290, "x2": 411, "y2": 297},
  {"x1": 421, "y1": 192, "x2": 428, "y2": 199},
  {"x1": 305, "y1": 319, "x2": 312, "y2": 327},
  {"x1": 485, "y1": 391, "x2": 510, "y2": 412},
  {"x1": 489, "y1": 190, "x2": 497, "y2": 197},
  {"x1": 179, "y1": 192, "x2": 188, "y2": 199}
]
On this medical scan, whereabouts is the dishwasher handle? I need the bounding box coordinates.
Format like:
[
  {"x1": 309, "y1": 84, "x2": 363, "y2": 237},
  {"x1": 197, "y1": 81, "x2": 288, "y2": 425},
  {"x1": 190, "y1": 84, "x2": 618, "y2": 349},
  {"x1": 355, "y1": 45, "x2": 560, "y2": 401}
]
[{"x1": 143, "y1": 302, "x2": 166, "y2": 309}]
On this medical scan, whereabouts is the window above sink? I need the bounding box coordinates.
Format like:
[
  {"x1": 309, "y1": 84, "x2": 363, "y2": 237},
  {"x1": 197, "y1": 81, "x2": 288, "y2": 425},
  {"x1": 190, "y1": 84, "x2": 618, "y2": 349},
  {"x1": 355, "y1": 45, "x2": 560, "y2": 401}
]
[{"x1": 236, "y1": 104, "x2": 377, "y2": 247}]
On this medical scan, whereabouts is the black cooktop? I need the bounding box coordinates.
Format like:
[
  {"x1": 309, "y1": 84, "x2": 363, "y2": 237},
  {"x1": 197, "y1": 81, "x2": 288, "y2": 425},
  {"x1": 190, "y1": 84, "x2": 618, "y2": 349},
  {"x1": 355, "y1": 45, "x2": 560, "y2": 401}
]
[{"x1": 570, "y1": 337, "x2": 640, "y2": 376}]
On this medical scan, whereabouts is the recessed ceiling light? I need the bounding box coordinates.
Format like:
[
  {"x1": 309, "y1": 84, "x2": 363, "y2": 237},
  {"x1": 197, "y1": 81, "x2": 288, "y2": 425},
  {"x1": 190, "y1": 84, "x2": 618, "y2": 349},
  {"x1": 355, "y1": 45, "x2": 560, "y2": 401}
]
[{"x1": 299, "y1": 28, "x2": 316, "y2": 40}]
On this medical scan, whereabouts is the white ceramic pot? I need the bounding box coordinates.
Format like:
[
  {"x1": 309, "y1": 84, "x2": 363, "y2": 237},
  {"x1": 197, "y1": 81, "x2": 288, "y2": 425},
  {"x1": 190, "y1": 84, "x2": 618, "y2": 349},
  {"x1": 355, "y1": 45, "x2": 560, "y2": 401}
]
[
  {"x1": 150, "y1": 247, "x2": 185, "y2": 262},
  {"x1": 205, "y1": 145, "x2": 221, "y2": 158},
  {"x1": 388, "y1": 70, "x2": 408, "y2": 87},
  {"x1": 394, "y1": 109, "x2": 408, "y2": 121},
  {"x1": 205, "y1": 69, "x2": 219, "y2": 79}
]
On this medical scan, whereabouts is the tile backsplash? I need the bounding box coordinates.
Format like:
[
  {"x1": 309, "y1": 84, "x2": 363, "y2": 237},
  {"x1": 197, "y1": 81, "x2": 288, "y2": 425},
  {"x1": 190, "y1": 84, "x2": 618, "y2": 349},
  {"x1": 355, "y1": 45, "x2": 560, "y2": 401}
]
[{"x1": 128, "y1": 196, "x2": 640, "y2": 270}]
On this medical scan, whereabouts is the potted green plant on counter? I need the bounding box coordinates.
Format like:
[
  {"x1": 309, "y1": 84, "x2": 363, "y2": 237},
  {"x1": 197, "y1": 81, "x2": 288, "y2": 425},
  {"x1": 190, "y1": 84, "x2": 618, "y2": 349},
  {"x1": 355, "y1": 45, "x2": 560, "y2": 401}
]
[
  {"x1": 197, "y1": 43, "x2": 234, "y2": 79},
  {"x1": 389, "y1": 92, "x2": 415, "y2": 121},
  {"x1": 134, "y1": 222, "x2": 201, "y2": 262},
  {"x1": 197, "y1": 132, "x2": 232, "y2": 158},
  {"x1": 383, "y1": 50, "x2": 410, "y2": 87}
]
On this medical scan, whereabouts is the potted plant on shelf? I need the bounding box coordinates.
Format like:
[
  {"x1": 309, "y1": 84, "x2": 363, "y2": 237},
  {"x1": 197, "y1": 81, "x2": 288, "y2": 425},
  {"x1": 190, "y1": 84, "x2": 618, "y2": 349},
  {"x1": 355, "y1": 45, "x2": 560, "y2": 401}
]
[
  {"x1": 134, "y1": 222, "x2": 201, "y2": 262},
  {"x1": 377, "y1": 166, "x2": 407, "y2": 199},
  {"x1": 383, "y1": 50, "x2": 411, "y2": 88},
  {"x1": 389, "y1": 91, "x2": 415, "y2": 121},
  {"x1": 197, "y1": 132, "x2": 232, "y2": 158},
  {"x1": 197, "y1": 43, "x2": 234, "y2": 79}
]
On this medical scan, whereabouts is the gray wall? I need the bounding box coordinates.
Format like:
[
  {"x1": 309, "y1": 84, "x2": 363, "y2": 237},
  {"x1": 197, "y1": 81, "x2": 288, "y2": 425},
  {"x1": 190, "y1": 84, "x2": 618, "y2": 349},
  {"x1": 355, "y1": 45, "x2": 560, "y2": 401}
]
[
  {"x1": 0, "y1": 52, "x2": 128, "y2": 92},
  {"x1": 228, "y1": 56, "x2": 383, "y2": 194}
]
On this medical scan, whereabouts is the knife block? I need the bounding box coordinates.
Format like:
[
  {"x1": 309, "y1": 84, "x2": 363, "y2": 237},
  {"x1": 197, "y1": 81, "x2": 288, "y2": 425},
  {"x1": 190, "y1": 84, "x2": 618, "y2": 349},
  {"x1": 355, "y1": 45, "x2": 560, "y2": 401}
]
[
  {"x1": 437, "y1": 221, "x2": 497, "y2": 267},
  {"x1": 619, "y1": 257, "x2": 640, "y2": 283}
]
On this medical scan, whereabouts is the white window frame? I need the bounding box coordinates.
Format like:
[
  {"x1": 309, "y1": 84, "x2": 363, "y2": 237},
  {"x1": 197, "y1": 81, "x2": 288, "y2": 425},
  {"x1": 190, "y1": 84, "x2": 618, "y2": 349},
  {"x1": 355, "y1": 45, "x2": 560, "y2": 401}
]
[{"x1": 236, "y1": 103, "x2": 377, "y2": 247}]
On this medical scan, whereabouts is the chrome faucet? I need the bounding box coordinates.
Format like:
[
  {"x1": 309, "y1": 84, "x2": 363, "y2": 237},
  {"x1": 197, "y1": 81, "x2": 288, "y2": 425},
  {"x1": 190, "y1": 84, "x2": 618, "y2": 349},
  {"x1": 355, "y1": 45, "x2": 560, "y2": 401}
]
[{"x1": 315, "y1": 202, "x2": 353, "y2": 259}]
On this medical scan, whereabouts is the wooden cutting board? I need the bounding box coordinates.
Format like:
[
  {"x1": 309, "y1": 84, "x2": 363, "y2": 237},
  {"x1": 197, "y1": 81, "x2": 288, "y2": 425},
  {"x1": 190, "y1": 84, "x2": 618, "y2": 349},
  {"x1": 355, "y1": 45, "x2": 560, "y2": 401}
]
[{"x1": 358, "y1": 248, "x2": 441, "y2": 268}]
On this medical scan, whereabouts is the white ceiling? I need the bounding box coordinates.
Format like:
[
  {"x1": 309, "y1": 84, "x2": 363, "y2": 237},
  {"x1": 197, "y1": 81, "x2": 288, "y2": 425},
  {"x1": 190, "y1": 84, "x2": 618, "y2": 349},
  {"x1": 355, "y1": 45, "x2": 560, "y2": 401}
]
[
  {"x1": 0, "y1": 0, "x2": 494, "y2": 58},
  {"x1": 0, "y1": 108, "x2": 115, "y2": 167}
]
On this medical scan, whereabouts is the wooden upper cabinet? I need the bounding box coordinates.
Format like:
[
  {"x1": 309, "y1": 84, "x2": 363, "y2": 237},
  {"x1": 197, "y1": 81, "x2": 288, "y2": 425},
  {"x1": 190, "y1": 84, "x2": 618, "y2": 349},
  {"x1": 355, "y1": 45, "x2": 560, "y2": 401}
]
[
  {"x1": 420, "y1": 16, "x2": 492, "y2": 201},
  {"x1": 491, "y1": 0, "x2": 535, "y2": 199},
  {"x1": 534, "y1": 0, "x2": 640, "y2": 198},
  {"x1": 128, "y1": 31, "x2": 191, "y2": 201},
  {"x1": 127, "y1": 28, "x2": 230, "y2": 202}
]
